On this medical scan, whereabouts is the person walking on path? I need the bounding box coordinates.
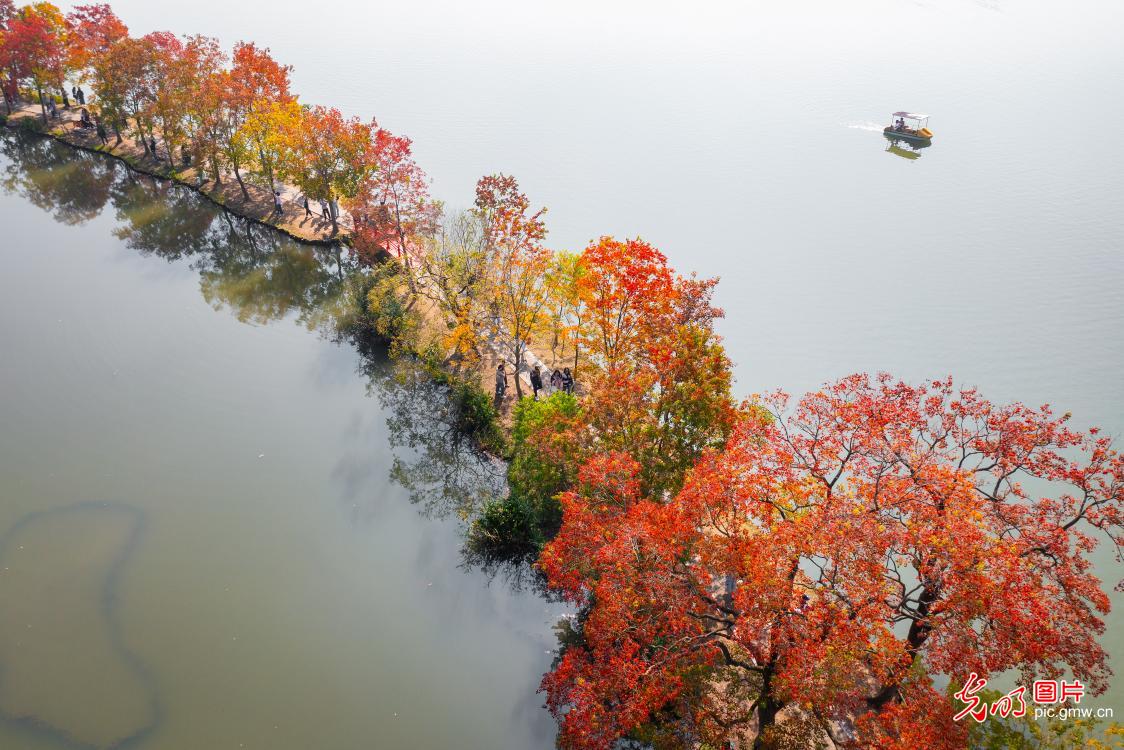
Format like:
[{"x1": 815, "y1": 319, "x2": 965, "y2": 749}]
[
  {"x1": 273, "y1": 190, "x2": 283, "y2": 215},
  {"x1": 550, "y1": 368, "x2": 563, "y2": 393},
  {"x1": 96, "y1": 119, "x2": 108, "y2": 145},
  {"x1": 302, "y1": 195, "x2": 312, "y2": 217},
  {"x1": 61, "y1": 90, "x2": 69, "y2": 109},
  {"x1": 530, "y1": 366, "x2": 543, "y2": 400},
  {"x1": 47, "y1": 98, "x2": 57, "y2": 119},
  {"x1": 561, "y1": 367, "x2": 574, "y2": 395},
  {"x1": 320, "y1": 199, "x2": 330, "y2": 220},
  {"x1": 75, "y1": 87, "x2": 85, "y2": 106},
  {"x1": 494, "y1": 364, "x2": 508, "y2": 402}
]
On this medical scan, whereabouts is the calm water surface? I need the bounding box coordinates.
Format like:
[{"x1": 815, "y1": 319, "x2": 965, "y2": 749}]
[
  {"x1": 0, "y1": 135, "x2": 565, "y2": 748},
  {"x1": 1, "y1": 0, "x2": 1123, "y2": 744}
]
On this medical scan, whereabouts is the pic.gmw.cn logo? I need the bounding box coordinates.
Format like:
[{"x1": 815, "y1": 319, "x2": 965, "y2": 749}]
[{"x1": 953, "y1": 673, "x2": 1113, "y2": 722}]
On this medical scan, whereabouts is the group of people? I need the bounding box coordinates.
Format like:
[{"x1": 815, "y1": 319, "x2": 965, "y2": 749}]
[
  {"x1": 38, "y1": 86, "x2": 86, "y2": 121},
  {"x1": 495, "y1": 363, "x2": 575, "y2": 401},
  {"x1": 301, "y1": 195, "x2": 335, "y2": 221},
  {"x1": 56, "y1": 99, "x2": 110, "y2": 147}
]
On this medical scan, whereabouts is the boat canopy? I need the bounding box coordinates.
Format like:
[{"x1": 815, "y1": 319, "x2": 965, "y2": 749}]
[{"x1": 892, "y1": 111, "x2": 928, "y2": 120}]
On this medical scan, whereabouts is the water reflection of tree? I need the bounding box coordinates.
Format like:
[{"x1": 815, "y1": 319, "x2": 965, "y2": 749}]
[
  {"x1": 109, "y1": 169, "x2": 218, "y2": 260},
  {"x1": 0, "y1": 131, "x2": 116, "y2": 224},
  {"x1": 2, "y1": 131, "x2": 352, "y2": 331},
  {"x1": 348, "y1": 331, "x2": 561, "y2": 596},
  {"x1": 199, "y1": 239, "x2": 347, "y2": 330},
  {"x1": 2, "y1": 131, "x2": 550, "y2": 597},
  {"x1": 351, "y1": 330, "x2": 508, "y2": 521}
]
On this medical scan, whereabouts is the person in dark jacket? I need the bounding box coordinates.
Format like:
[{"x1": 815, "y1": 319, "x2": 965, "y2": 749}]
[
  {"x1": 561, "y1": 368, "x2": 574, "y2": 394},
  {"x1": 529, "y1": 366, "x2": 543, "y2": 400}
]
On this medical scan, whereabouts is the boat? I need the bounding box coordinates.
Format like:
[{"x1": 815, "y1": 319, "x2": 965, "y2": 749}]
[{"x1": 884, "y1": 111, "x2": 933, "y2": 144}]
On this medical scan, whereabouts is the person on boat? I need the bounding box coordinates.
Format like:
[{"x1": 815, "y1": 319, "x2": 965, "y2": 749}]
[{"x1": 895, "y1": 117, "x2": 905, "y2": 131}]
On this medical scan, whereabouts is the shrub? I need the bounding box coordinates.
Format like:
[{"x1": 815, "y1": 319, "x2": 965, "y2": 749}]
[
  {"x1": 468, "y1": 494, "x2": 541, "y2": 558},
  {"x1": 364, "y1": 262, "x2": 419, "y2": 349},
  {"x1": 508, "y1": 392, "x2": 583, "y2": 538},
  {"x1": 449, "y1": 378, "x2": 505, "y2": 455},
  {"x1": 15, "y1": 116, "x2": 44, "y2": 134}
]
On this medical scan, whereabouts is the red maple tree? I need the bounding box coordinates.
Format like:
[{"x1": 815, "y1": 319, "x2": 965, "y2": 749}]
[
  {"x1": 351, "y1": 125, "x2": 439, "y2": 269},
  {"x1": 541, "y1": 373, "x2": 1123, "y2": 749}
]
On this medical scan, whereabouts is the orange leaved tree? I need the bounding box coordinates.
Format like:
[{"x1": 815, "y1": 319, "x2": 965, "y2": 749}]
[
  {"x1": 540, "y1": 373, "x2": 1123, "y2": 749},
  {"x1": 474, "y1": 173, "x2": 551, "y2": 398},
  {"x1": 277, "y1": 104, "x2": 372, "y2": 233},
  {"x1": 351, "y1": 124, "x2": 439, "y2": 271},
  {"x1": 3, "y1": 2, "x2": 68, "y2": 122}
]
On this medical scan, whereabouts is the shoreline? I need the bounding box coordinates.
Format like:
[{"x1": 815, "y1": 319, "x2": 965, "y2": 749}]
[
  {"x1": 2, "y1": 105, "x2": 348, "y2": 248},
  {"x1": 2, "y1": 106, "x2": 567, "y2": 450}
]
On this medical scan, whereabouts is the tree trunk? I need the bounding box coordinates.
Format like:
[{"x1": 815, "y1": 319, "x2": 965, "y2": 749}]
[
  {"x1": 37, "y1": 86, "x2": 47, "y2": 123},
  {"x1": 233, "y1": 166, "x2": 250, "y2": 201},
  {"x1": 513, "y1": 341, "x2": 525, "y2": 398},
  {"x1": 259, "y1": 147, "x2": 275, "y2": 192},
  {"x1": 752, "y1": 667, "x2": 782, "y2": 750},
  {"x1": 867, "y1": 583, "x2": 937, "y2": 711}
]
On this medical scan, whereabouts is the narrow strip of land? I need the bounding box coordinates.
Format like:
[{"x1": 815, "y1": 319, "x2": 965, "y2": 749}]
[
  {"x1": 4, "y1": 103, "x2": 349, "y2": 246},
  {"x1": 3, "y1": 104, "x2": 561, "y2": 411}
]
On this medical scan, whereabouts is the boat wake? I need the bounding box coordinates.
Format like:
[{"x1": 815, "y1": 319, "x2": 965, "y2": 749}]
[{"x1": 844, "y1": 121, "x2": 886, "y2": 132}]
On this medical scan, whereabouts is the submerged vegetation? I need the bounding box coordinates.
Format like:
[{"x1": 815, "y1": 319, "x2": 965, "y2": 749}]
[{"x1": 3, "y1": 4, "x2": 1124, "y2": 749}]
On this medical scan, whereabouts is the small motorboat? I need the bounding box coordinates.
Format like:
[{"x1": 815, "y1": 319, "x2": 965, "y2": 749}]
[{"x1": 884, "y1": 111, "x2": 933, "y2": 144}]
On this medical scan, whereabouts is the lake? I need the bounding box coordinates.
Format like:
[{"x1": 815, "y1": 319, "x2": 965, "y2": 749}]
[
  {"x1": 2, "y1": 0, "x2": 1123, "y2": 744},
  {"x1": 0, "y1": 134, "x2": 567, "y2": 748}
]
